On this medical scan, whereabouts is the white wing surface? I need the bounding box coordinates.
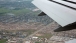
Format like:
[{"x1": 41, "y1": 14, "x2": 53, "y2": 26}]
[{"x1": 32, "y1": 0, "x2": 76, "y2": 27}]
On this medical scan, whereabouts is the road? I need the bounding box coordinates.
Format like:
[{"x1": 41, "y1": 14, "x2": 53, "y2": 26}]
[{"x1": 23, "y1": 21, "x2": 56, "y2": 41}]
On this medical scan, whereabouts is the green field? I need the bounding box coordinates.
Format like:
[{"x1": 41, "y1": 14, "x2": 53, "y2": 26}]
[
  {"x1": 0, "y1": 39, "x2": 7, "y2": 43},
  {"x1": 0, "y1": 8, "x2": 10, "y2": 14},
  {"x1": 35, "y1": 42, "x2": 41, "y2": 43},
  {"x1": 0, "y1": 8, "x2": 32, "y2": 15},
  {"x1": 11, "y1": 8, "x2": 31, "y2": 15}
]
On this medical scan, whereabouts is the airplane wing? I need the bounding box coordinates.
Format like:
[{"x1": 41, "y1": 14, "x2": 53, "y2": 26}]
[{"x1": 32, "y1": 0, "x2": 76, "y2": 32}]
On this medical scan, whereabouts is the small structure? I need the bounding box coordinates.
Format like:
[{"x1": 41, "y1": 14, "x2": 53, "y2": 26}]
[
  {"x1": 8, "y1": 39, "x2": 17, "y2": 43},
  {"x1": 23, "y1": 41, "x2": 31, "y2": 43},
  {"x1": 7, "y1": 38, "x2": 23, "y2": 43},
  {"x1": 32, "y1": 36, "x2": 38, "y2": 39}
]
